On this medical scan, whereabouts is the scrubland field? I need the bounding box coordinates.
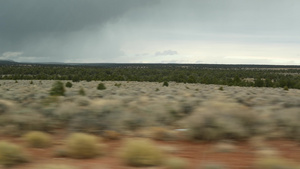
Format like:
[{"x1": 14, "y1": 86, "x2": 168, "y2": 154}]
[{"x1": 0, "y1": 80, "x2": 300, "y2": 169}]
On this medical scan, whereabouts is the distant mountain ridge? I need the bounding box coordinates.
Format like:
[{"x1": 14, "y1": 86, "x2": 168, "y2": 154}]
[
  {"x1": 0, "y1": 60, "x2": 299, "y2": 69},
  {"x1": 0, "y1": 59, "x2": 17, "y2": 65}
]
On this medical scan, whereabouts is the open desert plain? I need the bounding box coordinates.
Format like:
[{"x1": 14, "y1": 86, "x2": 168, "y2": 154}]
[{"x1": 0, "y1": 80, "x2": 300, "y2": 169}]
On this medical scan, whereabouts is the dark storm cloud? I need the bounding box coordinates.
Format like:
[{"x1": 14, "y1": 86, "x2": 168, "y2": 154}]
[
  {"x1": 0, "y1": 0, "x2": 155, "y2": 40},
  {"x1": 1, "y1": 0, "x2": 300, "y2": 63},
  {"x1": 0, "y1": 0, "x2": 159, "y2": 62}
]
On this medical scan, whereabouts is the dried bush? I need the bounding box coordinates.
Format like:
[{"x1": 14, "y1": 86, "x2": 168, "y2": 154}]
[
  {"x1": 3, "y1": 109, "x2": 54, "y2": 133},
  {"x1": 23, "y1": 131, "x2": 52, "y2": 148},
  {"x1": 164, "y1": 157, "x2": 188, "y2": 169},
  {"x1": 120, "y1": 138, "x2": 164, "y2": 167},
  {"x1": 186, "y1": 102, "x2": 262, "y2": 141},
  {"x1": 0, "y1": 141, "x2": 29, "y2": 167},
  {"x1": 78, "y1": 87, "x2": 85, "y2": 96},
  {"x1": 33, "y1": 164, "x2": 79, "y2": 169},
  {"x1": 68, "y1": 103, "x2": 124, "y2": 134},
  {"x1": 65, "y1": 133, "x2": 104, "y2": 159},
  {"x1": 254, "y1": 157, "x2": 300, "y2": 169}
]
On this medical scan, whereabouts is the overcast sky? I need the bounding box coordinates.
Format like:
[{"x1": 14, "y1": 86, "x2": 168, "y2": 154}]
[{"x1": 1, "y1": 0, "x2": 300, "y2": 64}]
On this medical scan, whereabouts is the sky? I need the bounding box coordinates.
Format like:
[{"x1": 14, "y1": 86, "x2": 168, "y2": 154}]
[{"x1": 0, "y1": 0, "x2": 300, "y2": 64}]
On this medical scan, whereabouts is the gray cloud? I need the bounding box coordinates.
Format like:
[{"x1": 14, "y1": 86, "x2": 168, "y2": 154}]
[{"x1": 1, "y1": 0, "x2": 300, "y2": 64}]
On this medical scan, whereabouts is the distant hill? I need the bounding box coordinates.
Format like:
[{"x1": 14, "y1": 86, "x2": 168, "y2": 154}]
[{"x1": 0, "y1": 60, "x2": 17, "y2": 65}]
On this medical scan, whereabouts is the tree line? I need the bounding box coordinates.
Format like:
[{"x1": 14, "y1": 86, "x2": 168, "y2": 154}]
[{"x1": 1, "y1": 64, "x2": 300, "y2": 89}]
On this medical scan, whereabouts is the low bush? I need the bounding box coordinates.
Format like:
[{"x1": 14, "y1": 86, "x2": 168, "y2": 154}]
[
  {"x1": 50, "y1": 81, "x2": 65, "y2": 96},
  {"x1": 0, "y1": 141, "x2": 28, "y2": 167},
  {"x1": 165, "y1": 157, "x2": 188, "y2": 169},
  {"x1": 65, "y1": 133, "x2": 103, "y2": 159},
  {"x1": 65, "y1": 82, "x2": 73, "y2": 88},
  {"x1": 120, "y1": 138, "x2": 164, "y2": 167},
  {"x1": 23, "y1": 131, "x2": 52, "y2": 148},
  {"x1": 163, "y1": 81, "x2": 169, "y2": 87},
  {"x1": 114, "y1": 83, "x2": 122, "y2": 88},
  {"x1": 78, "y1": 87, "x2": 85, "y2": 96},
  {"x1": 254, "y1": 157, "x2": 300, "y2": 169},
  {"x1": 97, "y1": 83, "x2": 106, "y2": 90}
]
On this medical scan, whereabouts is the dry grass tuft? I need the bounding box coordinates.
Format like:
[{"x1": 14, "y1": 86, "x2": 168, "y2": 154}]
[
  {"x1": 120, "y1": 138, "x2": 164, "y2": 167},
  {"x1": 23, "y1": 131, "x2": 52, "y2": 148}
]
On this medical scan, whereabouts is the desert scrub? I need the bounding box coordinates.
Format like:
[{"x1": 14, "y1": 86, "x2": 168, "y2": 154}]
[
  {"x1": 114, "y1": 83, "x2": 122, "y2": 88},
  {"x1": 65, "y1": 82, "x2": 73, "y2": 88},
  {"x1": 23, "y1": 131, "x2": 52, "y2": 148},
  {"x1": 200, "y1": 163, "x2": 228, "y2": 169},
  {"x1": 78, "y1": 87, "x2": 85, "y2": 96},
  {"x1": 103, "y1": 130, "x2": 121, "y2": 140},
  {"x1": 163, "y1": 81, "x2": 169, "y2": 87},
  {"x1": 151, "y1": 127, "x2": 175, "y2": 141},
  {"x1": 3, "y1": 109, "x2": 54, "y2": 133},
  {"x1": 164, "y1": 157, "x2": 188, "y2": 169},
  {"x1": 33, "y1": 164, "x2": 79, "y2": 169},
  {"x1": 120, "y1": 138, "x2": 164, "y2": 167},
  {"x1": 65, "y1": 133, "x2": 104, "y2": 159},
  {"x1": 186, "y1": 102, "x2": 260, "y2": 141},
  {"x1": 97, "y1": 83, "x2": 106, "y2": 90},
  {"x1": 254, "y1": 157, "x2": 300, "y2": 169},
  {"x1": 68, "y1": 103, "x2": 124, "y2": 134},
  {"x1": 50, "y1": 81, "x2": 65, "y2": 96},
  {"x1": 0, "y1": 141, "x2": 28, "y2": 167}
]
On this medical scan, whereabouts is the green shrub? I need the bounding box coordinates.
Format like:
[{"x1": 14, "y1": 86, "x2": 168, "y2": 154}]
[
  {"x1": 219, "y1": 87, "x2": 223, "y2": 91},
  {"x1": 165, "y1": 157, "x2": 188, "y2": 169},
  {"x1": 30, "y1": 80, "x2": 33, "y2": 84},
  {"x1": 114, "y1": 83, "x2": 122, "y2": 88},
  {"x1": 120, "y1": 138, "x2": 164, "y2": 167},
  {"x1": 0, "y1": 141, "x2": 28, "y2": 167},
  {"x1": 163, "y1": 81, "x2": 169, "y2": 87},
  {"x1": 284, "y1": 86, "x2": 289, "y2": 91},
  {"x1": 23, "y1": 131, "x2": 52, "y2": 148},
  {"x1": 65, "y1": 133, "x2": 103, "y2": 159},
  {"x1": 50, "y1": 81, "x2": 65, "y2": 96},
  {"x1": 97, "y1": 83, "x2": 106, "y2": 90},
  {"x1": 65, "y1": 82, "x2": 73, "y2": 88},
  {"x1": 78, "y1": 87, "x2": 85, "y2": 96}
]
